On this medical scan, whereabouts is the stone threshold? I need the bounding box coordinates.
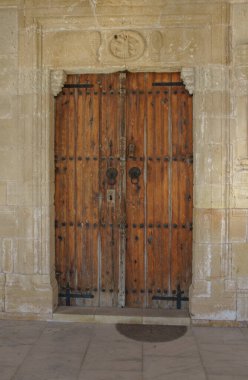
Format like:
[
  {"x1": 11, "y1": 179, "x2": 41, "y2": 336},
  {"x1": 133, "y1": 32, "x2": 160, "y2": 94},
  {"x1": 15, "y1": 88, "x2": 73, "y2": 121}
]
[{"x1": 52, "y1": 306, "x2": 191, "y2": 326}]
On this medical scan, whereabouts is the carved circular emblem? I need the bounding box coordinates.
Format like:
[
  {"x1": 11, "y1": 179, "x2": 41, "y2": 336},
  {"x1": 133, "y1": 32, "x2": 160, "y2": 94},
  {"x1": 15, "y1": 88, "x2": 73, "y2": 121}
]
[{"x1": 109, "y1": 31, "x2": 145, "y2": 60}]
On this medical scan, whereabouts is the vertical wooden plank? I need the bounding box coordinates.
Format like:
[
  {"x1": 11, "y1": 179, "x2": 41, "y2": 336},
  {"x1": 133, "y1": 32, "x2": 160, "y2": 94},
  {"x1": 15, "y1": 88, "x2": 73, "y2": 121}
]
[
  {"x1": 75, "y1": 76, "x2": 83, "y2": 294},
  {"x1": 125, "y1": 72, "x2": 145, "y2": 307},
  {"x1": 55, "y1": 89, "x2": 68, "y2": 295},
  {"x1": 146, "y1": 72, "x2": 171, "y2": 308},
  {"x1": 99, "y1": 73, "x2": 120, "y2": 307},
  {"x1": 79, "y1": 74, "x2": 99, "y2": 306},
  {"x1": 171, "y1": 73, "x2": 193, "y2": 297},
  {"x1": 118, "y1": 72, "x2": 127, "y2": 307},
  {"x1": 67, "y1": 76, "x2": 76, "y2": 294}
]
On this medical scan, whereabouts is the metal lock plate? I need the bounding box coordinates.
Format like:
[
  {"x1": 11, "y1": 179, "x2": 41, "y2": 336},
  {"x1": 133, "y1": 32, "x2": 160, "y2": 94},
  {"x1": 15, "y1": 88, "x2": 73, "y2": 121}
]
[{"x1": 107, "y1": 189, "x2": 115, "y2": 205}]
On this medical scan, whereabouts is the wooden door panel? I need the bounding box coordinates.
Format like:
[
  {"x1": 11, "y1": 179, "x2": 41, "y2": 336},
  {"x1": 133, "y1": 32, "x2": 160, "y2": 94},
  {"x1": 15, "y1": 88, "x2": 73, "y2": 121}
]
[{"x1": 55, "y1": 71, "x2": 193, "y2": 309}]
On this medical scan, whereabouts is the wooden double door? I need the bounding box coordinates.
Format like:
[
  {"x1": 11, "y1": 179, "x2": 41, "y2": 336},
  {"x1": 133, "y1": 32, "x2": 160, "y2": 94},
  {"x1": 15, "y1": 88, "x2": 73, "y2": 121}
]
[{"x1": 55, "y1": 72, "x2": 193, "y2": 308}]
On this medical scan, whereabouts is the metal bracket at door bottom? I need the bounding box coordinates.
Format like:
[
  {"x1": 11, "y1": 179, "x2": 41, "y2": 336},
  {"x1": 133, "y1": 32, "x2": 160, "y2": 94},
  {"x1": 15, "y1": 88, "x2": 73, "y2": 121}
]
[
  {"x1": 152, "y1": 285, "x2": 188, "y2": 310},
  {"x1": 59, "y1": 286, "x2": 94, "y2": 306}
]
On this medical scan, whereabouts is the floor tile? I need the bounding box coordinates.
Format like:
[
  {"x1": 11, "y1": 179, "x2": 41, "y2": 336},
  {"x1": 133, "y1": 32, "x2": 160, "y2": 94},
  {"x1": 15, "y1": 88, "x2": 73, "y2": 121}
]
[
  {"x1": 78, "y1": 370, "x2": 142, "y2": 380},
  {"x1": 82, "y1": 341, "x2": 142, "y2": 371},
  {"x1": 143, "y1": 355, "x2": 206, "y2": 380},
  {"x1": 199, "y1": 343, "x2": 248, "y2": 376}
]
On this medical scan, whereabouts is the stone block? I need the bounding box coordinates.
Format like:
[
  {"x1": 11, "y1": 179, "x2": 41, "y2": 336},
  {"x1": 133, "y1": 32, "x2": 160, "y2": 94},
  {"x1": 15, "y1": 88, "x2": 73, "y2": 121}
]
[
  {"x1": 194, "y1": 150, "x2": 211, "y2": 185},
  {"x1": 0, "y1": 181, "x2": 7, "y2": 205},
  {"x1": 0, "y1": 208, "x2": 17, "y2": 238},
  {"x1": 194, "y1": 209, "x2": 227, "y2": 244},
  {"x1": 1, "y1": 238, "x2": 14, "y2": 273},
  {"x1": 195, "y1": 65, "x2": 230, "y2": 92},
  {"x1": 237, "y1": 277, "x2": 248, "y2": 290},
  {"x1": 16, "y1": 207, "x2": 34, "y2": 239},
  {"x1": 0, "y1": 149, "x2": 22, "y2": 181},
  {"x1": 0, "y1": 95, "x2": 13, "y2": 119},
  {"x1": 211, "y1": 24, "x2": 228, "y2": 64},
  {"x1": 0, "y1": 119, "x2": 22, "y2": 148},
  {"x1": 43, "y1": 31, "x2": 94, "y2": 67},
  {"x1": 14, "y1": 239, "x2": 35, "y2": 274},
  {"x1": 0, "y1": 9, "x2": 18, "y2": 55},
  {"x1": 209, "y1": 143, "x2": 224, "y2": 185},
  {"x1": 194, "y1": 143, "x2": 225, "y2": 187},
  {"x1": 0, "y1": 274, "x2": 5, "y2": 312},
  {"x1": 190, "y1": 280, "x2": 236, "y2": 321},
  {"x1": 205, "y1": 117, "x2": 223, "y2": 144},
  {"x1": 232, "y1": 243, "x2": 248, "y2": 277},
  {"x1": 5, "y1": 274, "x2": 55, "y2": 314},
  {"x1": 210, "y1": 185, "x2": 224, "y2": 209},
  {"x1": 194, "y1": 185, "x2": 212, "y2": 209},
  {"x1": 229, "y1": 210, "x2": 248, "y2": 242},
  {"x1": 204, "y1": 92, "x2": 229, "y2": 118},
  {"x1": 0, "y1": 54, "x2": 17, "y2": 72},
  {"x1": 232, "y1": 4, "x2": 248, "y2": 46},
  {"x1": 231, "y1": 186, "x2": 248, "y2": 209},
  {"x1": 235, "y1": 97, "x2": 248, "y2": 140},
  {"x1": 0, "y1": 71, "x2": 17, "y2": 95},
  {"x1": 210, "y1": 244, "x2": 227, "y2": 279},
  {"x1": 234, "y1": 138, "x2": 247, "y2": 162},
  {"x1": 191, "y1": 280, "x2": 211, "y2": 298},
  {"x1": 237, "y1": 291, "x2": 248, "y2": 321},
  {"x1": 193, "y1": 244, "x2": 211, "y2": 281}
]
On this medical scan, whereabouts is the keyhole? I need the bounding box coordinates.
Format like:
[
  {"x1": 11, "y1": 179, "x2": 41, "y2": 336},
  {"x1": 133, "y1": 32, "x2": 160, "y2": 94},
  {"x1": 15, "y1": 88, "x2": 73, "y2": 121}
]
[{"x1": 109, "y1": 195, "x2": 112, "y2": 201}]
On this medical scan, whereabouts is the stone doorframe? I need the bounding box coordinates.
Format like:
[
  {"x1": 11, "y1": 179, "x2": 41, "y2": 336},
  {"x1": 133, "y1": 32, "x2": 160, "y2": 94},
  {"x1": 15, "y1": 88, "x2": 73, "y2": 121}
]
[
  {"x1": 46, "y1": 66, "x2": 196, "y2": 310},
  {"x1": 43, "y1": 64, "x2": 231, "y2": 316},
  {"x1": 18, "y1": 19, "x2": 235, "y2": 319}
]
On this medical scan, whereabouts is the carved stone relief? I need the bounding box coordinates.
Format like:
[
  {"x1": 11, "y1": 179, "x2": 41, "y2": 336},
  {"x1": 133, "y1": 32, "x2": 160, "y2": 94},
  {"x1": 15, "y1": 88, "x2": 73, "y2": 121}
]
[
  {"x1": 181, "y1": 67, "x2": 195, "y2": 95},
  {"x1": 109, "y1": 31, "x2": 145, "y2": 60},
  {"x1": 150, "y1": 31, "x2": 163, "y2": 61},
  {"x1": 50, "y1": 70, "x2": 66, "y2": 97},
  {"x1": 89, "y1": 31, "x2": 102, "y2": 62}
]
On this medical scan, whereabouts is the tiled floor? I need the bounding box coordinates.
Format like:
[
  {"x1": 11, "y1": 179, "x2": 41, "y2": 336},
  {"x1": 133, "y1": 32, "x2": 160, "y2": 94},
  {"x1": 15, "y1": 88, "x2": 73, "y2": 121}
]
[{"x1": 0, "y1": 320, "x2": 248, "y2": 380}]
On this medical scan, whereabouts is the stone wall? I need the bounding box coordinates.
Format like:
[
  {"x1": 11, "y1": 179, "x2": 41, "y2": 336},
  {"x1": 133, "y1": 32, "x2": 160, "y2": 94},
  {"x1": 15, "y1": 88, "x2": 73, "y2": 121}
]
[{"x1": 0, "y1": 0, "x2": 247, "y2": 322}]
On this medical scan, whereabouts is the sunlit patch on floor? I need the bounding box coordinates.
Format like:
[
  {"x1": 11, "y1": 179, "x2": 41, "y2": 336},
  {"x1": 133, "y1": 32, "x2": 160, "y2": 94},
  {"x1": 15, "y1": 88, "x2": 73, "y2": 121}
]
[{"x1": 116, "y1": 324, "x2": 187, "y2": 342}]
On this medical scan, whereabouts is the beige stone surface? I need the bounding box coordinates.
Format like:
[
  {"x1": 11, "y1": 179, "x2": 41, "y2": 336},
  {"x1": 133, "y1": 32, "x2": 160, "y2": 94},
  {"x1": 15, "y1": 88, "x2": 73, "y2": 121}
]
[
  {"x1": 5, "y1": 274, "x2": 55, "y2": 314},
  {"x1": 0, "y1": 182, "x2": 7, "y2": 205},
  {"x1": 0, "y1": 274, "x2": 5, "y2": 312},
  {"x1": 232, "y1": 243, "x2": 248, "y2": 277},
  {"x1": 229, "y1": 210, "x2": 248, "y2": 242},
  {"x1": 1, "y1": 238, "x2": 14, "y2": 274}
]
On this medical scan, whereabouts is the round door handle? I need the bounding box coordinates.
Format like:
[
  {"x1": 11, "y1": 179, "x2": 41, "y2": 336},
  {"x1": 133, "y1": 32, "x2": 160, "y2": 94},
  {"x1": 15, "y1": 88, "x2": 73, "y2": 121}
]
[
  {"x1": 106, "y1": 167, "x2": 118, "y2": 185},
  {"x1": 128, "y1": 167, "x2": 141, "y2": 184}
]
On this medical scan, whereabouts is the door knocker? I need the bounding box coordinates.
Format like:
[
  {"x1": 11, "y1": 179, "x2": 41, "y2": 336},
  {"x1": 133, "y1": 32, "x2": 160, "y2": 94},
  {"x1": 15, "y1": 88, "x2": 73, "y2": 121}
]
[
  {"x1": 129, "y1": 167, "x2": 141, "y2": 185},
  {"x1": 106, "y1": 167, "x2": 118, "y2": 185}
]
